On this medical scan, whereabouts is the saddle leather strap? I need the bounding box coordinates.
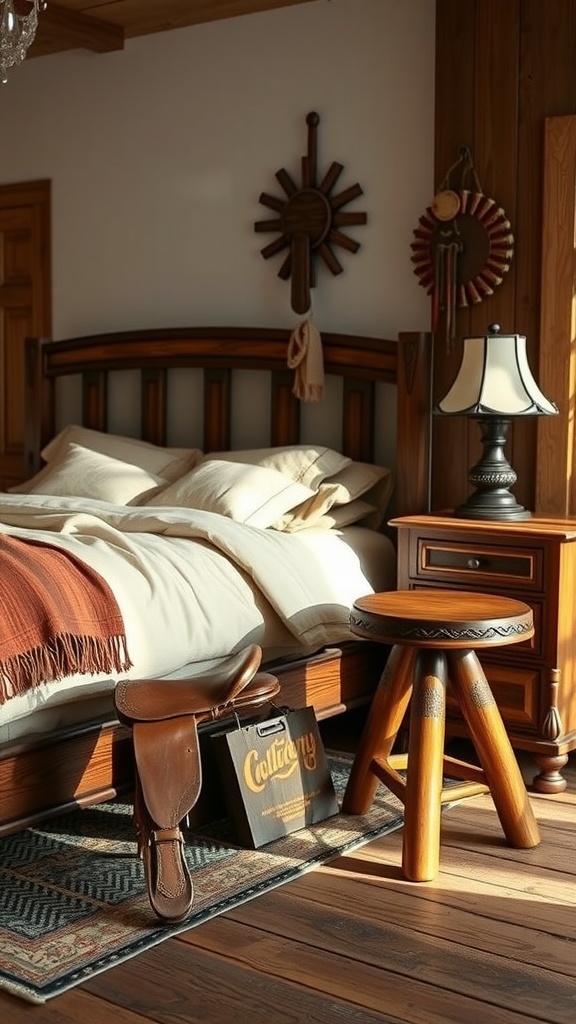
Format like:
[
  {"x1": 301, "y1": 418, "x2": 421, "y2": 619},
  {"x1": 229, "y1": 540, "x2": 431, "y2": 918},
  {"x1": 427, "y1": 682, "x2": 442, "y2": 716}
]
[{"x1": 114, "y1": 644, "x2": 280, "y2": 923}]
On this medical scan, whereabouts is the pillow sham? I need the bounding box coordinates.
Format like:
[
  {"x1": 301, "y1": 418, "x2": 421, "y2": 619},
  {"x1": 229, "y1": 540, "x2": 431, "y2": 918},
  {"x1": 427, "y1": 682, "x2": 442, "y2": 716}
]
[
  {"x1": 316, "y1": 498, "x2": 378, "y2": 530},
  {"x1": 145, "y1": 459, "x2": 316, "y2": 529},
  {"x1": 317, "y1": 461, "x2": 393, "y2": 508},
  {"x1": 271, "y1": 482, "x2": 344, "y2": 532},
  {"x1": 21, "y1": 443, "x2": 165, "y2": 504},
  {"x1": 323, "y1": 461, "x2": 394, "y2": 528},
  {"x1": 38, "y1": 424, "x2": 202, "y2": 484},
  {"x1": 273, "y1": 461, "x2": 394, "y2": 531},
  {"x1": 278, "y1": 497, "x2": 378, "y2": 533},
  {"x1": 202, "y1": 445, "x2": 350, "y2": 490}
]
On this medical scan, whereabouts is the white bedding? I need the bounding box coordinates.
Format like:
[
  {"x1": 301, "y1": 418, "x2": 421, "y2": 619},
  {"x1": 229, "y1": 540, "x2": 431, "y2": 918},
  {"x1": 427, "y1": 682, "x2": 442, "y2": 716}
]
[{"x1": 0, "y1": 493, "x2": 396, "y2": 739}]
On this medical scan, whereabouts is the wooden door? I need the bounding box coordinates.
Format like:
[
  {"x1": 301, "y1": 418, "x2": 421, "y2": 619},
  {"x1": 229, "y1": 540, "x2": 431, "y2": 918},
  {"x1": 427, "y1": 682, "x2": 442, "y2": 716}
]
[{"x1": 0, "y1": 180, "x2": 51, "y2": 489}]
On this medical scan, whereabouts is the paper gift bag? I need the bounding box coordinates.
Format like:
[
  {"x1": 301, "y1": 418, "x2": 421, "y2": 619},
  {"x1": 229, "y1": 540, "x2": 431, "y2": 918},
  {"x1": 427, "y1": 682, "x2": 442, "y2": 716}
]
[{"x1": 211, "y1": 706, "x2": 339, "y2": 848}]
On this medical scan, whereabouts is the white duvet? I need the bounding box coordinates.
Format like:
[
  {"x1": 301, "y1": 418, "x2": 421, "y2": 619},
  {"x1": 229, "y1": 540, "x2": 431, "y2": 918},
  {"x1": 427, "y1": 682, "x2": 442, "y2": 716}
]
[{"x1": 0, "y1": 494, "x2": 395, "y2": 731}]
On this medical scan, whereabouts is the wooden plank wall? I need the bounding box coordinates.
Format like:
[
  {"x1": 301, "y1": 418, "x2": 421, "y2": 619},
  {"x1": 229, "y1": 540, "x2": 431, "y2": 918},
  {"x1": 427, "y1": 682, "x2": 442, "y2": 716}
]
[
  {"x1": 536, "y1": 116, "x2": 576, "y2": 515},
  {"x1": 433, "y1": 0, "x2": 576, "y2": 514}
]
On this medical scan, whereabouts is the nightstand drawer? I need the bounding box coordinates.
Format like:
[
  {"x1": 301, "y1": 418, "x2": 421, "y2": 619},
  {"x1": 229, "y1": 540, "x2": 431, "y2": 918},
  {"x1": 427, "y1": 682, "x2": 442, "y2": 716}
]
[
  {"x1": 415, "y1": 537, "x2": 543, "y2": 591},
  {"x1": 448, "y1": 662, "x2": 541, "y2": 732}
]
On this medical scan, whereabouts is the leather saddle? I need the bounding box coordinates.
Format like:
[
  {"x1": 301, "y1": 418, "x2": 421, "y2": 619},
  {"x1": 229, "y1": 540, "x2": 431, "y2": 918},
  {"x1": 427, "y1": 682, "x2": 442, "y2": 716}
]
[{"x1": 114, "y1": 644, "x2": 280, "y2": 923}]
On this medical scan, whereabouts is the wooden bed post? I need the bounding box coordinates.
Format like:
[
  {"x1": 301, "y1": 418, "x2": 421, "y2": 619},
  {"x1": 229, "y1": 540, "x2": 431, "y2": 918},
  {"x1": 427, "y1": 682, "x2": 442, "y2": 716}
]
[
  {"x1": 24, "y1": 336, "x2": 52, "y2": 477},
  {"x1": 395, "y1": 331, "x2": 433, "y2": 517}
]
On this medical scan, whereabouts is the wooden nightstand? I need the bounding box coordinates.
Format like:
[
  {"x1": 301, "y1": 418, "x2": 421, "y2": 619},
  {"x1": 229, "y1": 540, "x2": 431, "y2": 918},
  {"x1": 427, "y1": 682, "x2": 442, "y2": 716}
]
[{"x1": 390, "y1": 513, "x2": 576, "y2": 793}]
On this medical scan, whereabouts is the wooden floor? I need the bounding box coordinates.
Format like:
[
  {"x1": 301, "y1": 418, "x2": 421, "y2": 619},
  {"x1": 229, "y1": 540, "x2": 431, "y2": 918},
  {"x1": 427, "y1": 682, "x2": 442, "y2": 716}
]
[{"x1": 2, "y1": 739, "x2": 575, "y2": 1022}]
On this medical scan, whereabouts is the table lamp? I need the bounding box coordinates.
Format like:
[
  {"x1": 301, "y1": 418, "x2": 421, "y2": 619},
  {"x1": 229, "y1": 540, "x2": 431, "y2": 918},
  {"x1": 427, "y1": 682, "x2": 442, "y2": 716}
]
[{"x1": 435, "y1": 323, "x2": 558, "y2": 520}]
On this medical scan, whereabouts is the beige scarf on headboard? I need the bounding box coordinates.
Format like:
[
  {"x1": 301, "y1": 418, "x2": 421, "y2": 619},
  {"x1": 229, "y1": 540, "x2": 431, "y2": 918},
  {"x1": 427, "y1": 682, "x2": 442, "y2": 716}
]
[{"x1": 287, "y1": 318, "x2": 325, "y2": 402}]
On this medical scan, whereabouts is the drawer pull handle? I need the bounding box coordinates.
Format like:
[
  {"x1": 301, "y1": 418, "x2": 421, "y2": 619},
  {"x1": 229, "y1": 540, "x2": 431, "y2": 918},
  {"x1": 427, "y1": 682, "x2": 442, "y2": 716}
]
[{"x1": 467, "y1": 557, "x2": 481, "y2": 570}]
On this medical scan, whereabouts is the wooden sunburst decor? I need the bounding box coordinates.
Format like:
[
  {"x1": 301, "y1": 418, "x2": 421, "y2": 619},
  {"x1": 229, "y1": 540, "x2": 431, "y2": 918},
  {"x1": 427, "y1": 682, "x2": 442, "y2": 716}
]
[{"x1": 254, "y1": 112, "x2": 367, "y2": 314}]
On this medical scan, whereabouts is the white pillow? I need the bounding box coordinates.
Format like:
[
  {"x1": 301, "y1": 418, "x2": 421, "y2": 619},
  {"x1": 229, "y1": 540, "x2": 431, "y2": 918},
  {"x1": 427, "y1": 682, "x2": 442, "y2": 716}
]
[
  {"x1": 324, "y1": 461, "x2": 394, "y2": 524},
  {"x1": 38, "y1": 425, "x2": 202, "y2": 483},
  {"x1": 275, "y1": 497, "x2": 378, "y2": 533},
  {"x1": 310, "y1": 499, "x2": 378, "y2": 530},
  {"x1": 22, "y1": 443, "x2": 165, "y2": 504},
  {"x1": 273, "y1": 462, "x2": 394, "y2": 531},
  {"x1": 145, "y1": 459, "x2": 316, "y2": 528},
  {"x1": 271, "y1": 482, "x2": 344, "y2": 532},
  {"x1": 202, "y1": 445, "x2": 350, "y2": 490},
  {"x1": 320, "y1": 461, "x2": 393, "y2": 506}
]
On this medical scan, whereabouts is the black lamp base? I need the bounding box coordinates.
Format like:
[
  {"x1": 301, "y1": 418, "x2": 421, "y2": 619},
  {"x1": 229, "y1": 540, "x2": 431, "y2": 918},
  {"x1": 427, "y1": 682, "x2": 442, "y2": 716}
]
[
  {"x1": 453, "y1": 416, "x2": 531, "y2": 522},
  {"x1": 454, "y1": 496, "x2": 531, "y2": 522}
]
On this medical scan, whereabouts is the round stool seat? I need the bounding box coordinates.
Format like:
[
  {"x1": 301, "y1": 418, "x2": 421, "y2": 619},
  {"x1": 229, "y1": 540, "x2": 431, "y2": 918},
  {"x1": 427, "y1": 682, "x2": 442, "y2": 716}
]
[{"x1": 351, "y1": 590, "x2": 534, "y2": 650}]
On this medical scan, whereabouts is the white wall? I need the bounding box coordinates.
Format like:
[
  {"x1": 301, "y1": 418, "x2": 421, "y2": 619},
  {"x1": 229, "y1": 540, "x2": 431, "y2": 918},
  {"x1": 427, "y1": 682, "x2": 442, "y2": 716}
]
[{"x1": 0, "y1": 0, "x2": 435, "y2": 341}]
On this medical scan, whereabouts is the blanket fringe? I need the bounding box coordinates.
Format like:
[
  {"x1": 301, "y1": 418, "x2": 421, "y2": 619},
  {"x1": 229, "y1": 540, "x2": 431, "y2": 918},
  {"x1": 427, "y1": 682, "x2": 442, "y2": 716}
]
[{"x1": 0, "y1": 634, "x2": 132, "y2": 703}]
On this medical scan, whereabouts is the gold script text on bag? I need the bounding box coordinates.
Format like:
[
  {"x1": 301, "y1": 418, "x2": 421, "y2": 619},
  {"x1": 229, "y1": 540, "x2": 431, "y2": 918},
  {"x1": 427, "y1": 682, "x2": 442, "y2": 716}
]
[
  {"x1": 212, "y1": 706, "x2": 339, "y2": 848},
  {"x1": 243, "y1": 717, "x2": 317, "y2": 793}
]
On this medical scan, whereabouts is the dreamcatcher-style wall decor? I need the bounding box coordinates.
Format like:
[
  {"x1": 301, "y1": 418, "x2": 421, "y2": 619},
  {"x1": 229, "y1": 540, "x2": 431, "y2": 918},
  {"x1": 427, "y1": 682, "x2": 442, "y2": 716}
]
[
  {"x1": 254, "y1": 111, "x2": 367, "y2": 316},
  {"x1": 411, "y1": 147, "x2": 514, "y2": 348}
]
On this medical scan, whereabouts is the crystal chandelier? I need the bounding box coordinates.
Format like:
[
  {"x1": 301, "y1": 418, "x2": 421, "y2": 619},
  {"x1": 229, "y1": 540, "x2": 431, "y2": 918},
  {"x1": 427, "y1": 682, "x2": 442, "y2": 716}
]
[{"x1": 0, "y1": 0, "x2": 45, "y2": 84}]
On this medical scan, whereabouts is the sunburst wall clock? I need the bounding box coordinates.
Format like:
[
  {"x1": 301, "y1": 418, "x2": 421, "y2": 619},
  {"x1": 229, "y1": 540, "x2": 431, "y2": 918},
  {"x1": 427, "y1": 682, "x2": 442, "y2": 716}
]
[{"x1": 254, "y1": 111, "x2": 367, "y2": 315}]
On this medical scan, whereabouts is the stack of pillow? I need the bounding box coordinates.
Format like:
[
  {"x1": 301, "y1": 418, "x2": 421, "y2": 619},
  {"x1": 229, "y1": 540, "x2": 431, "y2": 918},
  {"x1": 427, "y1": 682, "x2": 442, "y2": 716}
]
[{"x1": 10, "y1": 425, "x2": 393, "y2": 531}]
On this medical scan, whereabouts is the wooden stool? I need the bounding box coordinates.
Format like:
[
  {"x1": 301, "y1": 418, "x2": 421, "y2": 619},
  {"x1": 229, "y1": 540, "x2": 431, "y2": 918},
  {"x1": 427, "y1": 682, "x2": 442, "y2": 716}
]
[{"x1": 342, "y1": 590, "x2": 541, "y2": 881}]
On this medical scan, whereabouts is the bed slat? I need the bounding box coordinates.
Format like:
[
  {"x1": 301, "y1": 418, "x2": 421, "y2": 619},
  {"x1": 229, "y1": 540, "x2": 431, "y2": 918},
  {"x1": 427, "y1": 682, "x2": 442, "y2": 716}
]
[
  {"x1": 271, "y1": 371, "x2": 300, "y2": 446},
  {"x1": 141, "y1": 368, "x2": 167, "y2": 445},
  {"x1": 83, "y1": 371, "x2": 107, "y2": 432},
  {"x1": 204, "y1": 368, "x2": 232, "y2": 451}
]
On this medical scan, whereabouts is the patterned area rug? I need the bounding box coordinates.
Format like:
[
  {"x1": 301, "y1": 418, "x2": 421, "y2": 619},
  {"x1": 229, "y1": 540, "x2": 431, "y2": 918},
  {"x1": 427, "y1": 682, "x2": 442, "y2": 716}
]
[{"x1": 0, "y1": 751, "x2": 404, "y2": 1003}]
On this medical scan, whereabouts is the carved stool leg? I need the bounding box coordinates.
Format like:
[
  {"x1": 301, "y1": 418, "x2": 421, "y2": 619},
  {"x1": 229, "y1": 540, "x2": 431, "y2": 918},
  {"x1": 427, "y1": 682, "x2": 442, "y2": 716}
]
[
  {"x1": 342, "y1": 644, "x2": 415, "y2": 815},
  {"x1": 403, "y1": 650, "x2": 447, "y2": 882},
  {"x1": 447, "y1": 649, "x2": 540, "y2": 850}
]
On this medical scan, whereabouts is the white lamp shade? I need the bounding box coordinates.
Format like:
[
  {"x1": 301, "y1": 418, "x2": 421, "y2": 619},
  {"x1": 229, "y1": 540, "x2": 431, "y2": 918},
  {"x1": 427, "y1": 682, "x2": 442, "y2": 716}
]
[{"x1": 436, "y1": 326, "x2": 558, "y2": 417}]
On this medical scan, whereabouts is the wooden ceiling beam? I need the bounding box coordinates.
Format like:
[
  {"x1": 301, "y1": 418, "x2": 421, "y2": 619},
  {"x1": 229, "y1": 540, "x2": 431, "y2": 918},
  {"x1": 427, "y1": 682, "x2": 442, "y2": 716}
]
[{"x1": 31, "y1": 3, "x2": 124, "y2": 56}]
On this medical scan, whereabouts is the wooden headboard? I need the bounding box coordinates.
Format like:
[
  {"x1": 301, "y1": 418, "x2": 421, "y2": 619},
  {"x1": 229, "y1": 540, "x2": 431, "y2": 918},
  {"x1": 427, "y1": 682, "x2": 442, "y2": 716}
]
[{"x1": 24, "y1": 326, "x2": 433, "y2": 517}]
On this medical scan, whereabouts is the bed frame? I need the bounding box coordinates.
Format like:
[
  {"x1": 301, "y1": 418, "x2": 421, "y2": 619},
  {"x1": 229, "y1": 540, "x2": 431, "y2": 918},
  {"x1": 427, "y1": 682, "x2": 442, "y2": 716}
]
[{"x1": 0, "y1": 326, "x2": 432, "y2": 836}]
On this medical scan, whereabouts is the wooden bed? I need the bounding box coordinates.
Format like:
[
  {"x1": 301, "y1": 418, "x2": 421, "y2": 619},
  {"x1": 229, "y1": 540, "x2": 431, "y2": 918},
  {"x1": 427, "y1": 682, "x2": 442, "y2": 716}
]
[{"x1": 0, "y1": 325, "x2": 432, "y2": 836}]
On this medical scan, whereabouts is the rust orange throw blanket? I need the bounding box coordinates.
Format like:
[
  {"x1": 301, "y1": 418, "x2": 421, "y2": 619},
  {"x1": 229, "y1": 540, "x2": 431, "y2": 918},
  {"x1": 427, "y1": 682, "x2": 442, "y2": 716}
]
[{"x1": 0, "y1": 535, "x2": 132, "y2": 703}]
